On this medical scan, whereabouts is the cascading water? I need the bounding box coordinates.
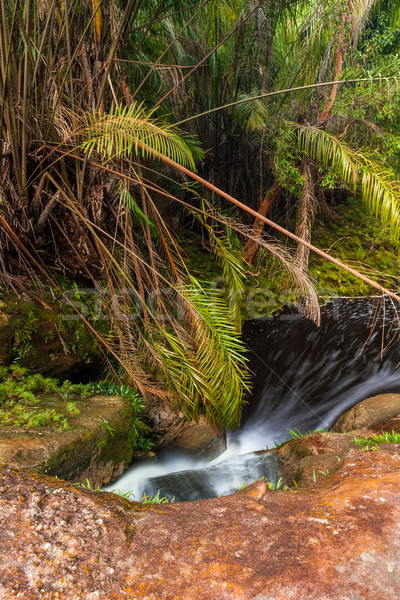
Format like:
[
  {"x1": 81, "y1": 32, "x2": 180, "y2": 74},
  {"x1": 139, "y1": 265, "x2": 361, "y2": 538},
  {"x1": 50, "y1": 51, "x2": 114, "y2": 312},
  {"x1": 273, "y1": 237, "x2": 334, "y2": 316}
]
[{"x1": 106, "y1": 296, "x2": 400, "y2": 502}]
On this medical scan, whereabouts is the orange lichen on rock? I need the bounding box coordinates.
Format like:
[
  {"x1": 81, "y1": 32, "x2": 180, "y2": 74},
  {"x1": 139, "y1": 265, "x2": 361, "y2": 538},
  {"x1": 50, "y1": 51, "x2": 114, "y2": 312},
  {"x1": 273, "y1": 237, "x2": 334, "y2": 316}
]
[{"x1": 1, "y1": 447, "x2": 400, "y2": 599}]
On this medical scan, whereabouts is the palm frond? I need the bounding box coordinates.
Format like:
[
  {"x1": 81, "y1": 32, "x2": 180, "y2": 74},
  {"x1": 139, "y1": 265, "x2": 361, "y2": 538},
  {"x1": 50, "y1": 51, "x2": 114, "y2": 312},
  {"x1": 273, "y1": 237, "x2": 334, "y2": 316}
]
[
  {"x1": 292, "y1": 123, "x2": 359, "y2": 190},
  {"x1": 156, "y1": 277, "x2": 250, "y2": 430},
  {"x1": 358, "y1": 157, "x2": 400, "y2": 238},
  {"x1": 232, "y1": 92, "x2": 268, "y2": 132},
  {"x1": 80, "y1": 103, "x2": 198, "y2": 169},
  {"x1": 188, "y1": 200, "x2": 246, "y2": 326},
  {"x1": 295, "y1": 158, "x2": 318, "y2": 272},
  {"x1": 292, "y1": 122, "x2": 400, "y2": 240}
]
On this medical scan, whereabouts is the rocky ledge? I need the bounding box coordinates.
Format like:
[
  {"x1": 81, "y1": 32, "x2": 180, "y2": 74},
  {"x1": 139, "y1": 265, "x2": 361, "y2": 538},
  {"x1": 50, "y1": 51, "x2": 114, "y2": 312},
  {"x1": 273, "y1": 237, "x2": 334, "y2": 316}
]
[
  {"x1": 2, "y1": 392, "x2": 400, "y2": 599},
  {"x1": 1, "y1": 446, "x2": 400, "y2": 599},
  {"x1": 0, "y1": 395, "x2": 133, "y2": 489}
]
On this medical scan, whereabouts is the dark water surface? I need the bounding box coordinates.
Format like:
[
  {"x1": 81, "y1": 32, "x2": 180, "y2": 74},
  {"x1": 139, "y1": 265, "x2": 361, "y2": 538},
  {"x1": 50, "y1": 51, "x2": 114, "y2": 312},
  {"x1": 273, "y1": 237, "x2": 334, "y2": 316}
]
[
  {"x1": 107, "y1": 297, "x2": 400, "y2": 501},
  {"x1": 234, "y1": 297, "x2": 400, "y2": 452}
]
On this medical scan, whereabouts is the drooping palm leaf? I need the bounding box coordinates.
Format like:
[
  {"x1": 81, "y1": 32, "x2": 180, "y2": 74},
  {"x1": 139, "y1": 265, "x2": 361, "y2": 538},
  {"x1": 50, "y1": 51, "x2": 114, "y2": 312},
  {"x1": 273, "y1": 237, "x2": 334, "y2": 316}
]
[
  {"x1": 292, "y1": 123, "x2": 400, "y2": 239},
  {"x1": 80, "y1": 103, "x2": 198, "y2": 169},
  {"x1": 358, "y1": 157, "x2": 400, "y2": 238},
  {"x1": 292, "y1": 123, "x2": 359, "y2": 191}
]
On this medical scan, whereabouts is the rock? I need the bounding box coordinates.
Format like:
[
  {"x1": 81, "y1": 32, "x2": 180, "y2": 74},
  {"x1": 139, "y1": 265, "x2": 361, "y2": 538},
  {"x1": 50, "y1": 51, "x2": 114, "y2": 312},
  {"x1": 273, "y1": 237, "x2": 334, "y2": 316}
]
[
  {"x1": 277, "y1": 430, "x2": 374, "y2": 487},
  {"x1": 0, "y1": 395, "x2": 133, "y2": 488},
  {"x1": 145, "y1": 399, "x2": 225, "y2": 459},
  {"x1": 172, "y1": 414, "x2": 225, "y2": 459},
  {"x1": 332, "y1": 392, "x2": 400, "y2": 433},
  {"x1": 1, "y1": 296, "x2": 99, "y2": 379},
  {"x1": 0, "y1": 301, "x2": 12, "y2": 365},
  {"x1": 2, "y1": 447, "x2": 400, "y2": 599}
]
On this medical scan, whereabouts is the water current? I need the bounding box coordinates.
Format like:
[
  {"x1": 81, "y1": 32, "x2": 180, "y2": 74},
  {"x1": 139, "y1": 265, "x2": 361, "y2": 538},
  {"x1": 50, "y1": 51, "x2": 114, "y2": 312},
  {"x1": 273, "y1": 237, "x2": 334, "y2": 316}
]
[{"x1": 106, "y1": 297, "x2": 400, "y2": 502}]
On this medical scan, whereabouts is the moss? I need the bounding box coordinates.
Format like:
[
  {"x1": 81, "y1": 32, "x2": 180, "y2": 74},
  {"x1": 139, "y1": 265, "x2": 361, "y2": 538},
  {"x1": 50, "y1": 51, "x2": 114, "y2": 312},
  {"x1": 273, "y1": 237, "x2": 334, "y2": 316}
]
[
  {"x1": 177, "y1": 198, "x2": 400, "y2": 321},
  {"x1": 309, "y1": 198, "x2": 400, "y2": 297}
]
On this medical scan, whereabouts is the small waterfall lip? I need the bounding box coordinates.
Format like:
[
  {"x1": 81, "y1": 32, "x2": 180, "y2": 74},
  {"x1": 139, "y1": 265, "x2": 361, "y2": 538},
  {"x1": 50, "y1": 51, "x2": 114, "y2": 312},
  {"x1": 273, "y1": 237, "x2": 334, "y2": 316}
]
[
  {"x1": 105, "y1": 445, "x2": 278, "y2": 502},
  {"x1": 106, "y1": 296, "x2": 400, "y2": 502}
]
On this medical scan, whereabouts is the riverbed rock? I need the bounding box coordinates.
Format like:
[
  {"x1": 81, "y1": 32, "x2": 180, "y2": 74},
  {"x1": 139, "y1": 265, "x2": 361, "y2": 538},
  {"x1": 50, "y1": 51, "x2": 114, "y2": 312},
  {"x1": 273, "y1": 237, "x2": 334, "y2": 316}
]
[
  {"x1": 332, "y1": 392, "x2": 400, "y2": 433},
  {"x1": 2, "y1": 446, "x2": 400, "y2": 599},
  {"x1": 0, "y1": 395, "x2": 133, "y2": 488},
  {"x1": 276, "y1": 430, "x2": 375, "y2": 487},
  {"x1": 145, "y1": 399, "x2": 225, "y2": 458}
]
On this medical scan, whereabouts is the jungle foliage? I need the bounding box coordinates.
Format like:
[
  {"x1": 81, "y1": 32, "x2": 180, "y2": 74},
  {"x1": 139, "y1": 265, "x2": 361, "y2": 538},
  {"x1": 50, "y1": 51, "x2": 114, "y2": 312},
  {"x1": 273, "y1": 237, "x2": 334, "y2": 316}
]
[{"x1": 1, "y1": 0, "x2": 400, "y2": 428}]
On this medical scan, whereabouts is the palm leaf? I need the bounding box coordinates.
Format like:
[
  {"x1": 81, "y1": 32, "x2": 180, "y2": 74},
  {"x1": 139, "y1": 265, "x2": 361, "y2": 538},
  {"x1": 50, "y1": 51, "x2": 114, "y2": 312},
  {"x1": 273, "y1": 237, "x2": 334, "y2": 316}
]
[
  {"x1": 358, "y1": 157, "x2": 400, "y2": 238},
  {"x1": 292, "y1": 123, "x2": 400, "y2": 240},
  {"x1": 80, "y1": 103, "x2": 198, "y2": 169},
  {"x1": 232, "y1": 92, "x2": 269, "y2": 132},
  {"x1": 156, "y1": 277, "x2": 250, "y2": 430},
  {"x1": 292, "y1": 123, "x2": 359, "y2": 191}
]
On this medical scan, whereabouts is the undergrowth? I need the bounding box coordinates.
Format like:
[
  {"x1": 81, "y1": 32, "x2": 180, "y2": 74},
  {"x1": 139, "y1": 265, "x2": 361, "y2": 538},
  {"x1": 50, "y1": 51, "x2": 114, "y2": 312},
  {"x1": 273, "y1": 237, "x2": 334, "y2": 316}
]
[
  {"x1": 77, "y1": 480, "x2": 171, "y2": 503},
  {"x1": 0, "y1": 366, "x2": 151, "y2": 450}
]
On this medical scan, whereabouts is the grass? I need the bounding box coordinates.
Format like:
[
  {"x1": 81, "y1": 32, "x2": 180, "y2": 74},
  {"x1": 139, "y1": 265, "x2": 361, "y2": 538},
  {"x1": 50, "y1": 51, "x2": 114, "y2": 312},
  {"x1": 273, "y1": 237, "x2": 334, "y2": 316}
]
[
  {"x1": 286, "y1": 427, "x2": 329, "y2": 439},
  {"x1": 353, "y1": 431, "x2": 400, "y2": 447},
  {"x1": 234, "y1": 476, "x2": 289, "y2": 492},
  {"x1": 77, "y1": 480, "x2": 173, "y2": 504}
]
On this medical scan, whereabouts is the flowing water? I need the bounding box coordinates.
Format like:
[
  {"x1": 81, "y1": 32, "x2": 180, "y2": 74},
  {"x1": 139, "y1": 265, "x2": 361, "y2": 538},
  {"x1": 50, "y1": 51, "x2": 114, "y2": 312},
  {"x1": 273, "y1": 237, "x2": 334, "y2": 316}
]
[{"x1": 106, "y1": 296, "x2": 400, "y2": 502}]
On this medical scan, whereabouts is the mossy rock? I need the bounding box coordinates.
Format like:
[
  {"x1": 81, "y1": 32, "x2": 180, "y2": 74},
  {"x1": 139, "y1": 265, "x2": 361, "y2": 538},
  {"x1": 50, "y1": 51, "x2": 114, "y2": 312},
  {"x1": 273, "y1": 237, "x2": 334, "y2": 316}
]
[
  {"x1": 1, "y1": 295, "x2": 102, "y2": 379},
  {"x1": 0, "y1": 395, "x2": 133, "y2": 488}
]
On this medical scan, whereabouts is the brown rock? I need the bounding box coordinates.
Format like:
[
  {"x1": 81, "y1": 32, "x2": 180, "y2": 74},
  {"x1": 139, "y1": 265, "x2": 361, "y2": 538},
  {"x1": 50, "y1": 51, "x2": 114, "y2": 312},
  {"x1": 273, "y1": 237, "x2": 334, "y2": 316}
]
[
  {"x1": 0, "y1": 395, "x2": 133, "y2": 488},
  {"x1": 173, "y1": 414, "x2": 225, "y2": 459},
  {"x1": 145, "y1": 399, "x2": 225, "y2": 458},
  {"x1": 277, "y1": 431, "x2": 372, "y2": 487},
  {"x1": 333, "y1": 392, "x2": 400, "y2": 433},
  {"x1": 2, "y1": 448, "x2": 400, "y2": 599}
]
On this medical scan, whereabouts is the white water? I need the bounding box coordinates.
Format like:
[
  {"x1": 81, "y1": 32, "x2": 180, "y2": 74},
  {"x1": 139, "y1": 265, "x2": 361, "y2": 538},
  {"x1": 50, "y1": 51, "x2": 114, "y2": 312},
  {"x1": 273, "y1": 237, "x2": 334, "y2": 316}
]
[{"x1": 106, "y1": 297, "x2": 400, "y2": 502}]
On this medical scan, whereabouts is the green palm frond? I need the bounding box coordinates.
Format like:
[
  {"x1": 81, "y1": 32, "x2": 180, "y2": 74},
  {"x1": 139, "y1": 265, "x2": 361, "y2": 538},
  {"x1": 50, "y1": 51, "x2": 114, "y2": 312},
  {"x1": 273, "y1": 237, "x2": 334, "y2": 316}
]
[
  {"x1": 358, "y1": 157, "x2": 400, "y2": 238},
  {"x1": 232, "y1": 92, "x2": 269, "y2": 132},
  {"x1": 292, "y1": 123, "x2": 359, "y2": 191},
  {"x1": 291, "y1": 123, "x2": 400, "y2": 240},
  {"x1": 155, "y1": 331, "x2": 204, "y2": 414},
  {"x1": 118, "y1": 180, "x2": 156, "y2": 232},
  {"x1": 188, "y1": 201, "x2": 246, "y2": 325},
  {"x1": 157, "y1": 278, "x2": 249, "y2": 429},
  {"x1": 185, "y1": 280, "x2": 250, "y2": 429},
  {"x1": 80, "y1": 103, "x2": 198, "y2": 169}
]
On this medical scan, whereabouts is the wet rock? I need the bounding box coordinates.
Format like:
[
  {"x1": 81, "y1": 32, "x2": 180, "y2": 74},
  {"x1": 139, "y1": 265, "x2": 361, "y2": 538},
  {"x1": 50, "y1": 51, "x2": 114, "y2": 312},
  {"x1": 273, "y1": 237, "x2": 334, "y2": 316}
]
[
  {"x1": 145, "y1": 400, "x2": 225, "y2": 459},
  {"x1": 277, "y1": 430, "x2": 373, "y2": 487},
  {"x1": 2, "y1": 447, "x2": 400, "y2": 599},
  {"x1": 0, "y1": 395, "x2": 133, "y2": 488},
  {"x1": 332, "y1": 392, "x2": 400, "y2": 433}
]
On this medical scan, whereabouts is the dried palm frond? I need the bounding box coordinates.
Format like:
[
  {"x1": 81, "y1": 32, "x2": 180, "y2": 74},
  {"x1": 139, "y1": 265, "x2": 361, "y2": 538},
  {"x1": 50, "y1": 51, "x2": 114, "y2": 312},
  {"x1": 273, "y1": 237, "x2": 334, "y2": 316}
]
[{"x1": 295, "y1": 158, "x2": 318, "y2": 272}]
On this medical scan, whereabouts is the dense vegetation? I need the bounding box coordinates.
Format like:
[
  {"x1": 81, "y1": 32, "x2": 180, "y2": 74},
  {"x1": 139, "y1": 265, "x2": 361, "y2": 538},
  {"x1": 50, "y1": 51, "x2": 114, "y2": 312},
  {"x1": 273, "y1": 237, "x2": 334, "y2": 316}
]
[{"x1": 1, "y1": 0, "x2": 400, "y2": 429}]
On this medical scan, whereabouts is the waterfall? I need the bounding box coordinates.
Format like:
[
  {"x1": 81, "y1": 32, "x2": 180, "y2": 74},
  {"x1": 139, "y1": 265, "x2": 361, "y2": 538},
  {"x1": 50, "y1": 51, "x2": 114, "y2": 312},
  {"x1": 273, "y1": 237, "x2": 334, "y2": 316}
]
[{"x1": 106, "y1": 297, "x2": 400, "y2": 502}]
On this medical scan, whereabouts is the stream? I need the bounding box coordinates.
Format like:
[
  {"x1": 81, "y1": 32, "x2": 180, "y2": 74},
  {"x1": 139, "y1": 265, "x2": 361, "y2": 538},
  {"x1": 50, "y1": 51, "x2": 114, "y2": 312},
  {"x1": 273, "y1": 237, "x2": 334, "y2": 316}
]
[{"x1": 106, "y1": 296, "x2": 400, "y2": 502}]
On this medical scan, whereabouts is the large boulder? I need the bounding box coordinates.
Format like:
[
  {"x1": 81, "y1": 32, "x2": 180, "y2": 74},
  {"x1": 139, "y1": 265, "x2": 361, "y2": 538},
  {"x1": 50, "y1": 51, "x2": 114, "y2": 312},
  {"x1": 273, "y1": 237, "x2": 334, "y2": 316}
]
[
  {"x1": 2, "y1": 447, "x2": 400, "y2": 599},
  {"x1": 332, "y1": 392, "x2": 400, "y2": 433},
  {"x1": 0, "y1": 395, "x2": 133, "y2": 488}
]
